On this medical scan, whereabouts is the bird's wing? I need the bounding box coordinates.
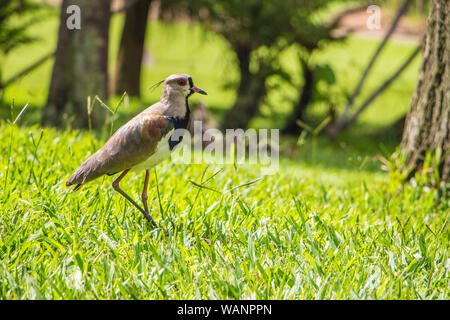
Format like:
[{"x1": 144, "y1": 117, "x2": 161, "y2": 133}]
[{"x1": 66, "y1": 113, "x2": 174, "y2": 186}]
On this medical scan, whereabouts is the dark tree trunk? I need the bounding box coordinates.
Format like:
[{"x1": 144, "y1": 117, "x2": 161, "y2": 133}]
[
  {"x1": 113, "y1": 0, "x2": 151, "y2": 96},
  {"x1": 401, "y1": 0, "x2": 449, "y2": 182},
  {"x1": 42, "y1": 0, "x2": 111, "y2": 128},
  {"x1": 282, "y1": 58, "x2": 314, "y2": 135},
  {"x1": 221, "y1": 44, "x2": 268, "y2": 130}
]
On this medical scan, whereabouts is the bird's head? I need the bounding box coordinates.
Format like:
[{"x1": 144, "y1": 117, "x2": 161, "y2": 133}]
[{"x1": 163, "y1": 73, "x2": 207, "y2": 98}]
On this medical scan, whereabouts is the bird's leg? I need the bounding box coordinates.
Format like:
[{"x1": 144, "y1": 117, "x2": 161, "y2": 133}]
[
  {"x1": 141, "y1": 169, "x2": 150, "y2": 214},
  {"x1": 112, "y1": 169, "x2": 158, "y2": 228}
]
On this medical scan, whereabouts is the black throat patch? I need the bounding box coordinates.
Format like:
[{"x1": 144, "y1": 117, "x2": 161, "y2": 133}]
[{"x1": 167, "y1": 77, "x2": 193, "y2": 150}]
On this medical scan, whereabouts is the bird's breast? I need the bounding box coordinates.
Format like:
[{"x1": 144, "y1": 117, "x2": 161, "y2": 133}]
[{"x1": 132, "y1": 129, "x2": 173, "y2": 172}]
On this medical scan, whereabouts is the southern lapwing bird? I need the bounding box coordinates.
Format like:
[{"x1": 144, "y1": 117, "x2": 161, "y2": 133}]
[{"x1": 66, "y1": 74, "x2": 207, "y2": 227}]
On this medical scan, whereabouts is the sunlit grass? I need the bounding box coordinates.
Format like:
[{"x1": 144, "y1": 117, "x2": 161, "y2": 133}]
[{"x1": 0, "y1": 122, "x2": 448, "y2": 299}]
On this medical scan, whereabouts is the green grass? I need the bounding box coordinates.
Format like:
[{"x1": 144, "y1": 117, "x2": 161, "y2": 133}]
[{"x1": 0, "y1": 122, "x2": 448, "y2": 299}]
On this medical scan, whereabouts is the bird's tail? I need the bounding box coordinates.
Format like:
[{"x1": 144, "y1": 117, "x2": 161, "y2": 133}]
[
  {"x1": 66, "y1": 154, "x2": 104, "y2": 189},
  {"x1": 66, "y1": 171, "x2": 84, "y2": 191},
  {"x1": 66, "y1": 166, "x2": 85, "y2": 187}
]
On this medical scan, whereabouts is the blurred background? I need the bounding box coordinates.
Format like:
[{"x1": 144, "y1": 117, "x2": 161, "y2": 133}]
[{"x1": 0, "y1": 0, "x2": 430, "y2": 175}]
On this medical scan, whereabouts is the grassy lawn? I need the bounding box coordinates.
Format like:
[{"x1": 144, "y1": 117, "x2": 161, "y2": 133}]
[
  {"x1": 0, "y1": 8, "x2": 448, "y2": 300},
  {"x1": 0, "y1": 123, "x2": 448, "y2": 299}
]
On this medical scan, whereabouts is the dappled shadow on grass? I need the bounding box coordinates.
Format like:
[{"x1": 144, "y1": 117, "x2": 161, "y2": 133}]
[{"x1": 278, "y1": 120, "x2": 403, "y2": 174}]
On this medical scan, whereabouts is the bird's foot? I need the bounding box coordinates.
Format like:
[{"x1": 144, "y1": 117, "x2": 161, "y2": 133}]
[{"x1": 143, "y1": 212, "x2": 158, "y2": 229}]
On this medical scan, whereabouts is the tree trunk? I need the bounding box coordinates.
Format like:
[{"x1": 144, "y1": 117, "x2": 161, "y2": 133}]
[
  {"x1": 282, "y1": 57, "x2": 314, "y2": 135},
  {"x1": 220, "y1": 44, "x2": 268, "y2": 130},
  {"x1": 113, "y1": 0, "x2": 151, "y2": 97},
  {"x1": 42, "y1": 0, "x2": 111, "y2": 128},
  {"x1": 400, "y1": 0, "x2": 449, "y2": 182}
]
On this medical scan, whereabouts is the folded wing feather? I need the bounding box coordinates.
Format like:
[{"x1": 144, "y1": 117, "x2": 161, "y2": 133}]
[{"x1": 66, "y1": 113, "x2": 174, "y2": 186}]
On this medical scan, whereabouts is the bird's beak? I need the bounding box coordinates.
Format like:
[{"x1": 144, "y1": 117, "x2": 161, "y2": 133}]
[{"x1": 191, "y1": 86, "x2": 207, "y2": 95}]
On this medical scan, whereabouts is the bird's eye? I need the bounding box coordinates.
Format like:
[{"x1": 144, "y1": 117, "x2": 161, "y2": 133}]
[{"x1": 177, "y1": 79, "x2": 187, "y2": 86}]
